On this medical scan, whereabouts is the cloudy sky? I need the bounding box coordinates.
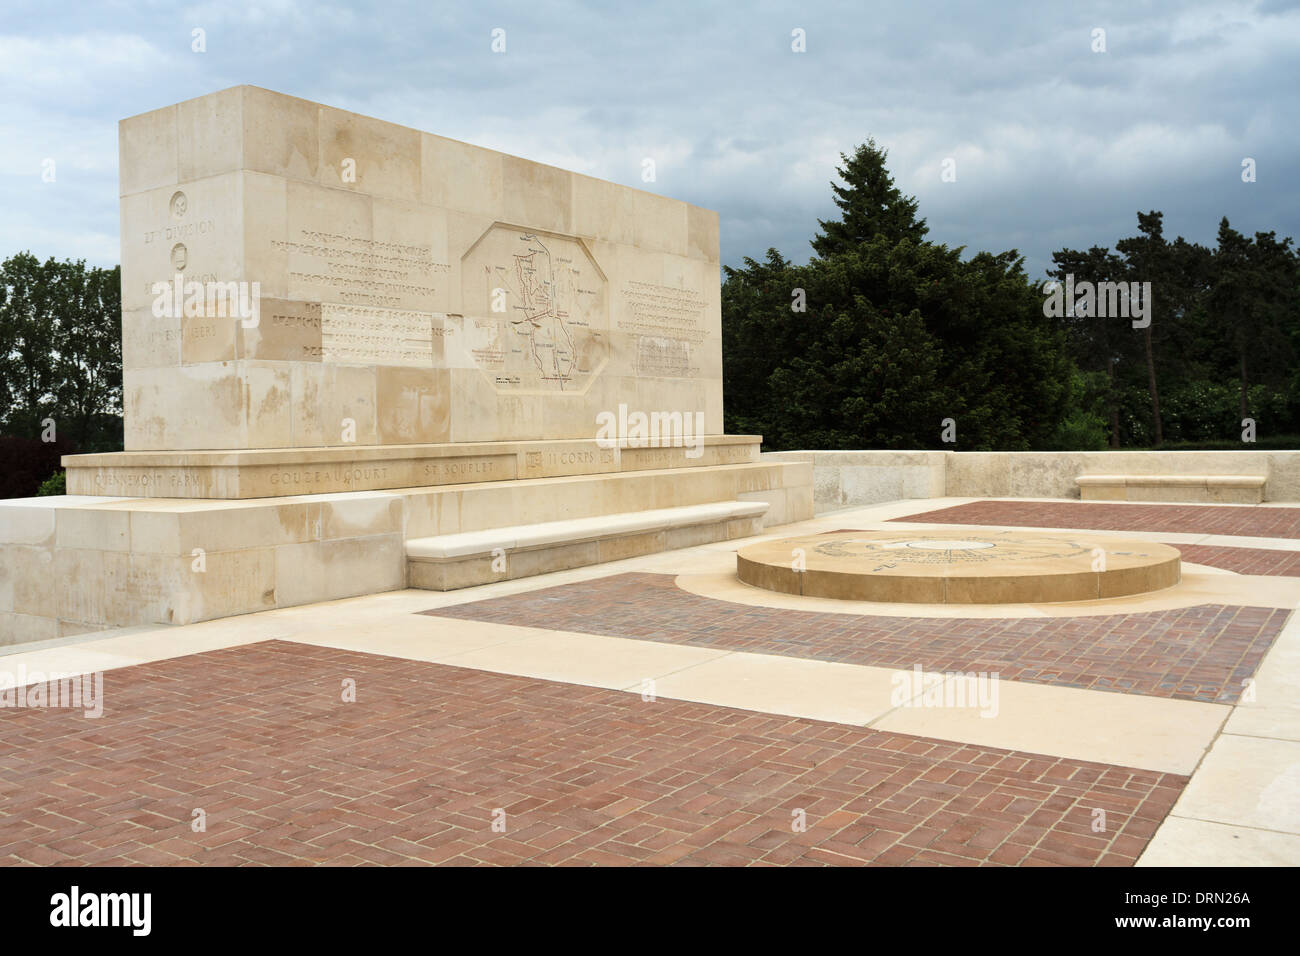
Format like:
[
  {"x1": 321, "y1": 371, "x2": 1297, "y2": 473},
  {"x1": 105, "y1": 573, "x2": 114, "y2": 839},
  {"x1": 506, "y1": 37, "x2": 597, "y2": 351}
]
[{"x1": 2, "y1": 0, "x2": 1297, "y2": 280}]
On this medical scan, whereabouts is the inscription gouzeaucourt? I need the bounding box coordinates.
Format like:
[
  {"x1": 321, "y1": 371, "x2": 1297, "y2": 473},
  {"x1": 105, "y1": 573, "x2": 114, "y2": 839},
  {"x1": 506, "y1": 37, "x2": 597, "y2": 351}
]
[{"x1": 268, "y1": 467, "x2": 391, "y2": 487}]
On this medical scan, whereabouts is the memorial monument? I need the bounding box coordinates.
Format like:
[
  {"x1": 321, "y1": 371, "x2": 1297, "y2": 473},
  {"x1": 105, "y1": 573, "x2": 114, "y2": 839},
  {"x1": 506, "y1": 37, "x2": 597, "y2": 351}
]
[{"x1": 0, "y1": 86, "x2": 812, "y2": 642}]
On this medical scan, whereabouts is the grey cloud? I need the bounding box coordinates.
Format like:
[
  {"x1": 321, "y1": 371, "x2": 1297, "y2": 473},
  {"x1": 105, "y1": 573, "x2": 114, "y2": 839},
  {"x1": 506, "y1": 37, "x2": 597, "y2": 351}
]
[{"x1": 0, "y1": 0, "x2": 1294, "y2": 283}]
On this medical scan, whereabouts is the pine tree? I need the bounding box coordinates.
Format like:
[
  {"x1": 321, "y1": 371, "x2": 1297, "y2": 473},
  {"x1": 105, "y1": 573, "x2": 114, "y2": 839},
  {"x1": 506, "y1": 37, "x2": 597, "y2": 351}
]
[
  {"x1": 1116, "y1": 211, "x2": 1167, "y2": 445},
  {"x1": 722, "y1": 148, "x2": 1071, "y2": 451},
  {"x1": 810, "y1": 140, "x2": 928, "y2": 258}
]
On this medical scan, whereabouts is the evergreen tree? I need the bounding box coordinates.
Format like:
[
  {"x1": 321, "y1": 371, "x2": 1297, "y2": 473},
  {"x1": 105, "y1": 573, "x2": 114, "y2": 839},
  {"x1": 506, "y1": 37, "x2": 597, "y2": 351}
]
[
  {"x1": 1116, "y1": 211, "x2": 1168, "y2": 445},
  {"x1": 1051, "y1": 216, "x2": 1299, "y2": 446},
  {"x1": 722, "y1": 142, "x2": 1070, "y2": 451},
  {"x1": 1210, "y1": 220, "x2": 1297, "y2": 422},
  {"x1": 810, "y1": 140, "x2": 927, "y2": 258},
  {"x1": 1047, "y1": 246, "x2": 1132, "y2": 446}
]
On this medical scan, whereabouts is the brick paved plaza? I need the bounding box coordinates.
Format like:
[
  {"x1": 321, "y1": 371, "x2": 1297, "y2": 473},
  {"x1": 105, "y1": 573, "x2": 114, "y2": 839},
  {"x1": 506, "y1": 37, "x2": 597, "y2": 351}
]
[
  {"x1": 0, "y1": 640, "x2": 1182, "y2": 867},
  {"x1": 2, "y1": 497, "x2": 1297, "y2": 867}
]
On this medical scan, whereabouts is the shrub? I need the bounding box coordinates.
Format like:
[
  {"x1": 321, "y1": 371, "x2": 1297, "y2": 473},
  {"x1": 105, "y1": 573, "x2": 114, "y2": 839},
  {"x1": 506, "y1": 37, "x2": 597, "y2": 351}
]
[
  {"x1": 1160, "y1": 383, "x2": 1290, "y2": 444},
  {"x1": 36, "y1": 470, "x2": 66, "y2": 496},
  {"x1": 1041, "y1": 370, "x2": 1109, "y2": 450}
]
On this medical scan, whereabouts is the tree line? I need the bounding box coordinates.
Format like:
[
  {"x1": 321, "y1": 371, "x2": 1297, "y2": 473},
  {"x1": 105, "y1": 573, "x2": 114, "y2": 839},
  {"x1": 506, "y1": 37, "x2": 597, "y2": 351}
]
[
  {"x1": 1049, "y1": 214, "x2": 1297, "y2": 448},
  {"x1": 723, "y1": 142, "x2": 1300, "y2": 450},
  {"x1": 2, "y1": 149, "x2": 1297, "y2": 472},
  {"x1": 0, "y1": 253, "x2": 121, "y2": 497}
]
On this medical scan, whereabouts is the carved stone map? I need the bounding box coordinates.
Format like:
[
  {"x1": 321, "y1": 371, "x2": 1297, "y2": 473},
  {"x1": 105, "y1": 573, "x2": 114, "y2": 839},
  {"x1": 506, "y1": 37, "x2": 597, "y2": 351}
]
[{"x1": 459, "y1": 225, "x2": 609, "y2": 393}]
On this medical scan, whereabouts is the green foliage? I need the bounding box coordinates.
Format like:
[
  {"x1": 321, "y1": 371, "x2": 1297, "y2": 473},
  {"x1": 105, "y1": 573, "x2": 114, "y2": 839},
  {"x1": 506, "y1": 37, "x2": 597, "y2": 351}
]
[
  {"x1": 36, "y1": 470, "x2": 66, "y2": 496},
  {"x1": 0, "y1": 253, "x2": 123, "y2": 453},
  {"x1": 726, "y1": 145, "x2": 1300, "y2": 452},
  {"x1": 1042, "y1": 370, "x2": 1109, "y2": 451},
  {"x1": 1048, "y1": 213, "x2": 1299, "y2": 448},
  {"x1": 811, "y1": 141, "x2": 928, "y2": 257},
  {"x1": 724, "y1": 142, "x2": 1071, "y2": 451},
  {"x1": 1145, "y1": 436, "x2": 1300, "y2": 451},
  {"x1": 1160, "y1": 382, "x2": 1289, "y2": 444}
]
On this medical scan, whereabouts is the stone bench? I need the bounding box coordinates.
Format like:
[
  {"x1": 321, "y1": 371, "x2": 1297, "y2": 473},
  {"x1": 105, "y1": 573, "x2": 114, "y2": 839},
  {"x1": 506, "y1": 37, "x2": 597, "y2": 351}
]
[
  {"x1": 1077, "y1": 474, "x2": 1266, "y2": 504},
  {"x1": 407, "y1": 500, "x2": 769, "y2": 590}
]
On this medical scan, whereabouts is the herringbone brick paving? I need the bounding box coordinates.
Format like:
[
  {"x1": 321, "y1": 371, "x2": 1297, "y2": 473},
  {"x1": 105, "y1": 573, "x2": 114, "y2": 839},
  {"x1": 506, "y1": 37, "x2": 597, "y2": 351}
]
[
  {"x1": 428, "y1": 573, "x2": 1288, "y2": 703},
  {"x1": 0, "y1": 641, "x2": 1183, "y2": 866},
  {"x1": 1176, "y1": 544, "x2": 1300, "y2": 577}
]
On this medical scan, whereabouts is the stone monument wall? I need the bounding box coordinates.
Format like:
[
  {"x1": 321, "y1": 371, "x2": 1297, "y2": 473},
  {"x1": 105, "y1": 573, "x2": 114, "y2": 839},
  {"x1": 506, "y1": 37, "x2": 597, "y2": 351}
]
[{"x1": 119, "y1": 86, "x2": 723, "y2": 450}]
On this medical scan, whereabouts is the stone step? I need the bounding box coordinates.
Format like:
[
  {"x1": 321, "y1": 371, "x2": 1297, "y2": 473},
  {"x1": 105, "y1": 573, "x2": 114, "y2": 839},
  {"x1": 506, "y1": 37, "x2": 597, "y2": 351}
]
[{"x1": 407, "y1": 501, "x2": 768, "y2": 590}]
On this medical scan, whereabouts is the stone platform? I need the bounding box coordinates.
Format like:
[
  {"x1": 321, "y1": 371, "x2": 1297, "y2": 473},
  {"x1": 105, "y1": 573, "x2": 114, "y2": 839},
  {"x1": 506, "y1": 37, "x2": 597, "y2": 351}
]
[
  {"x1": 736, "y1": 529, "x2": 1181, "y2": 604},
  {"x1": 0, "y1": 87, "x2": 821, "y2": 649},
  {"x1": 63, "y1": 436, "x2": 760, "y2": 499},
  {"x1": 0, "y1": 458, "x2": 811, "y2": 643}
]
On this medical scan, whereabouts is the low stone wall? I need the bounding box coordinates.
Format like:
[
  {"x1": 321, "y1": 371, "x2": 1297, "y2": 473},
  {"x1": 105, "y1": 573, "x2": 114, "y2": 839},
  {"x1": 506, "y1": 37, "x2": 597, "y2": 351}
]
[
  {"x1": 763, "y1": 450, "x2": 1300, "y2": 512},
  {"x1": 763, "y1": 451, "x2": 945, "y2": 512},
  {"x1": 0, "y1": 459, "x2": 812, "y2": 644}
]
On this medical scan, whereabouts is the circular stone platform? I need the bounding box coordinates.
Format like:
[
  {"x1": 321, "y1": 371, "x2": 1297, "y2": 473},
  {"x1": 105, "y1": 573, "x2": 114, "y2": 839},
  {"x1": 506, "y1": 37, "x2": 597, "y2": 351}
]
[{"x1": 736, "y1": 530, "x2": 1181, "y2": 604}]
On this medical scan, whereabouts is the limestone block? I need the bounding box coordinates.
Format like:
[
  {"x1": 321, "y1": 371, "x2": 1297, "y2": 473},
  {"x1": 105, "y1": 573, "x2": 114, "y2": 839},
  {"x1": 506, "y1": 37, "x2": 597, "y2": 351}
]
[
  {"x1": 421, "y1": 133, "x2": 504, "y2": 219},
  {"x1": 273, "y1": 534, "x2": 404, "y2": 607},
  {"x1": 572, "y1": 173, "x2": 635, "y2": 246},
  {"x1": 241, "y1": 86, "x2": 320, "y2": 182},
  {"x1": 318, "y1": 104, "x2": 421, "y2": 202},
  {"x1": 119, "y1": 104, "x2": 178, "y2": 196},
  {"x1": 0, "y1": 547, "x2": 12, "y2": 612},
  {"x1": 55, "y1": 508, "x2": 130, "y2": 552},
  {"x1": 120, "y1": 173, "x2": 244, "y2": 314},
  {"x1": 0, "y1": 612, "x2": 60, "y2": 647},
  {"x1": 633, "y1": 190, "x2": 688, "y2": 257},
  {"x1": 241, "y1": 170, "x2": 289, "y2": 298},
  {"x1": 290, "y1": 363, "x2": 378, "y2": 447},
  {"x1": 686, "y1": 205, "x2": 719, "y2": 262},
  {"x1": 172, "y1": 547, "x2": 278, "y2": 625},
  {"x1": 318, "y1": 494, "x2": 404, "y2": 540},
  {"x1": 501, "y1": 154, "x2": 572, "y2": 235},
  {"x1": 0, "y1": 503, "x2": 58, "y2": 546},
  {"x1": 375, "y1": 367, "x2": 451, "y2": 444},
  {"x1": 177, "y1": 86, "x2": 243, "y2": 182},
  {"x1": 122, "y1": 307, "x2": 182, "y2": 370}
]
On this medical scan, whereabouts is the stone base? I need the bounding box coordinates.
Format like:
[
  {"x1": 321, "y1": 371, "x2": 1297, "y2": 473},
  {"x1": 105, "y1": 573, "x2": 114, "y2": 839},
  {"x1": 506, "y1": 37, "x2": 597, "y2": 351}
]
[
  {"x1": 63, "y1": 435, "x2": 761, "y2": 500},
  {"x1": 0, "y1": 459, "x2": 812, "y2": 645},
  {"x1": 736, "y1": 530, "x2": 1181, "y2": 604}
]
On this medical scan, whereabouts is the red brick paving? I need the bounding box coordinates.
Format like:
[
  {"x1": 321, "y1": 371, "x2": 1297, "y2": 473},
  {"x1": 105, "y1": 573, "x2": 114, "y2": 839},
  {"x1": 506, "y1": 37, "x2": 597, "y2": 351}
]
[
  {"x1": 0, "y1": 640, "x2": 1183, "y2": 866},
  {"x1": 427, "y1": 573, "x2": 1288, "y2": 703},
  {"x1": 1176, "y1": 544, "x2": 1300, "y2": 577},
  {"x1": 890, "y1": 500, "x2": 1300, "y2": 539}
]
